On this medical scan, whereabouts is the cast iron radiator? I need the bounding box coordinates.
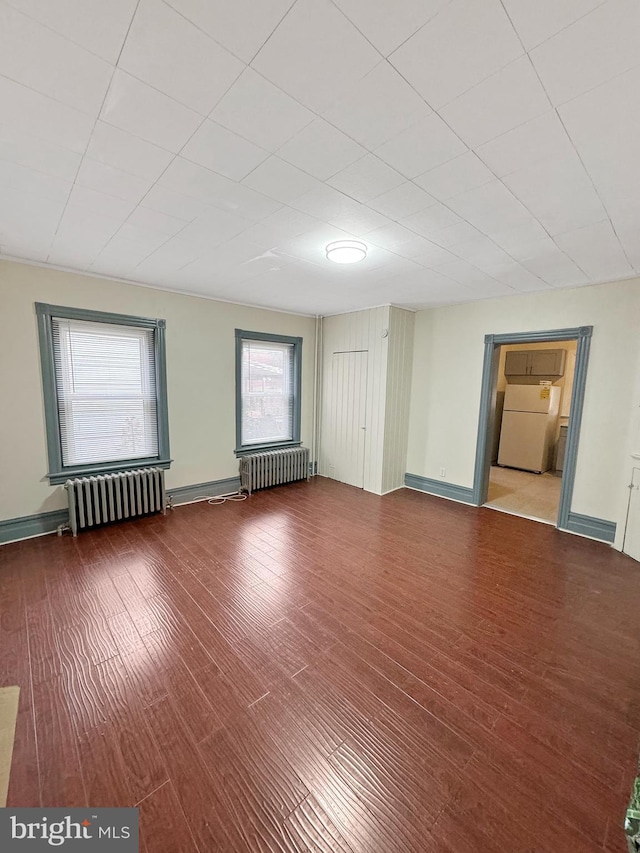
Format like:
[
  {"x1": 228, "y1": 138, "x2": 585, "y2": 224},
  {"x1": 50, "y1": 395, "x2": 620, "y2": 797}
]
[
  {"x1": 239, "y1": 447, "x2": 309, "y2": 495},
  {"x1": 64, "y1": 467, "x2": 166, "y2": 536}
]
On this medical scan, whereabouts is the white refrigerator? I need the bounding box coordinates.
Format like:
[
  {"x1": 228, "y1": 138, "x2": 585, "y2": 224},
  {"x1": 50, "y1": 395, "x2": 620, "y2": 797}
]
[{"x1": 497, "y1": 384, "x2": 560, "y2": 474}]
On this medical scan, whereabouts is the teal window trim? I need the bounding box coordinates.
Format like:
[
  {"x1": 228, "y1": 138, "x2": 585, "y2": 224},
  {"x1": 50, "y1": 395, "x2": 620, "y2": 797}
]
[
  {"x1": 35, "y1": 302, "x2": 171, "y2": 485},
  {"x1": 472, "y1": 325, "x2": 593, "y2": 531},
  {"x1": 235, "y1": 329, "x2": 302, "y2": 457}
]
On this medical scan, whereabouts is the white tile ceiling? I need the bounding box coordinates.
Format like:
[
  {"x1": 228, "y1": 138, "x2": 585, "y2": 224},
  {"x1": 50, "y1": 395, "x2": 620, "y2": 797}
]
[{"x1": 0, "y1": 0, "x2": 638, "y2": 315}]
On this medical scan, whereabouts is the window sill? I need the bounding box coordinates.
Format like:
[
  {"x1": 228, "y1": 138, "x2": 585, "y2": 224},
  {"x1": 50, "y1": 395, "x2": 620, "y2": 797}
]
[
  {"x1": 234, "y1": 442, "x2": 301, "y2": 458},
  {"x1": 48, "y1": 458, "x2": 172, "y2": 485}
]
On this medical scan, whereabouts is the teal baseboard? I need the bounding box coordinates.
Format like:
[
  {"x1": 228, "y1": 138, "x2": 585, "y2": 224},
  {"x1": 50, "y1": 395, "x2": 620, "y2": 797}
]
[
  {"x1": 0, "y1": 508, "x2": 69, "y2": 545},
  {"x1": 404, "y1": 473, "x2": 475, "y2": 504},
  {"x1": 167, "y1": 477, "x2": 241, "y2": 506},
  {"x1": 565, "y1": 512, "x2": 616, "y2": 543},
  {"x1": 0, "y1": 476, "x2": 243, "y2": 545}
]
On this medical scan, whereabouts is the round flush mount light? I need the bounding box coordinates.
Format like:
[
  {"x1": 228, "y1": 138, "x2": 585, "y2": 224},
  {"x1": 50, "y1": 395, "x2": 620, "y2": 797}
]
[{"x1": 325, "y1": 240, "x2": 367, "y2": 264}]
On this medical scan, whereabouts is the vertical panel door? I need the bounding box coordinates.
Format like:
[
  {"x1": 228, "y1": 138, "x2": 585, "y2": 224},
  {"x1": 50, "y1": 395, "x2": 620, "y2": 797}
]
[{"x1": 325, "y1": 351, "x2": 368, "y2": 489}]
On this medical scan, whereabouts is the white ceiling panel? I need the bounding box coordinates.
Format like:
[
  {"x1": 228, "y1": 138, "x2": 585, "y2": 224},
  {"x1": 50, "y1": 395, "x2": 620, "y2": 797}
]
[
  {"x1": 440, "y1": 56, "x2": 550, "y2": 149},
  {"x1": 415, "y1": 151, "x2": 494, "y2": 201},
  {"x1": 85, "y1": 122, "x2": 174, "y2": 182},
  {"x1": 0, "y1": 158, "x2": 71, "y2": 207},
  {"x1": 503, "y1": 153, "x2": 607, "y2": 235},
  {"x1": 490, "y1": 219, "x2": 552, "y2": 258},
  {"x1": 210, "y1": 68, "x2": 314, "y2": 152},
  {"x1": 1, "y1": 0, "x2": 637, "y2": 312},
  {"x1": 501, "y1": 0, "x2": 606, "y2": 51},
  {"x1": 390, "y1": 0, "x2": 523, "y2": 109},
  {"x1": 530, "y1": 0, "x2": 640, "y2": 105},
  {"x1": 123, "y1": 206, "x2": 187, "y2": 239},
  {"x1": 177, "y1": 207, "x2": 255, "y2": 250},
  {"x1": 164, "y1": 0, "x2": 295, "y2": 64},
  {"x1": 331, "y1": 0, "x2": 451, "y2": 57},
  {"x1": 375, "y1": 114, "x2": 467, "y2": 179},
  {"x1": 118, "y1": 0, "x2": 243, "y2": 115},
  {"x1": 400, "y1": 203, "x2": 464, "y2": 237},
  {"x1": 554, "y1": 220, "x2": 633, "y2": 279},
  {"x1": 76, "y1": 158, "x2": 153, "y2": 204},
  {"x1": 447, "y1": 180, "x2": 533, "y2": 234},
  {"x1": 140, "y1": 186, "x2": 211, "y2": 222},
  {"x1": 3, "y1": 0, "x2": 138, "y2": 63},
  {"x1": 48, "y1": 205, "x2": 126, "y2": 267},
  {"x1": 158, "y1": 158, "x2": 282, "y2": 221},
  {"x1": 241, "y1": 157, "x2": 317, "y2": 204},
  {"x1": 0, "y1": 131, "x2": 81, "y2": 181},
  {"x1": 0, "y1": 76, "x2": 95, "y2": 155},
  {"x1": 181, "y1": 120, "x2": 269, "y2": 182},
  {"x1": 367, "y1": 182, "x2": 436, "y2": 220},
  {"x1": 66, "y1": 184, "x2": 138, "y2": 221},
  {"x1": 0, "y1": 186, "x2": 63, "y2": 248},
  {"x1": 100, "y1": 70, "x2": 203, "y2": 153},
  {"x1": 559, "y1": 65, "x2": 640, "y2": 217},
  {"x1": 133, "y1": 236, "x2": 201, "y2": 276},
  {"x1": 252, "y1": 0, "x2": 379, "y2": 114},
  {"x1": 476, "y1": 111, "x2": 574, "y2": 179},
  {"x1": 322, "y1": 62, "x2": 432, "y2": 150},
  {"x1": 327, "y1": 155, "x2": 405, "y2": 203},
  {"x1": 0, "y1": 4, "x2": 112, "y2": 115},
  {"x1": 366, "y1": 223, "x2": 445, "y2": 259},
  {"x1": 235, "y1": 206, "x2": 321, "y2": 249},
  {"x1": 277, "y1": 119, "x2": 366, "y2": 181}
]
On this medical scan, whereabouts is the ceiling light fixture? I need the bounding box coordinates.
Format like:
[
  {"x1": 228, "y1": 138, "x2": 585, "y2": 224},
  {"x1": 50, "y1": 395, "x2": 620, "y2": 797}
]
[{"x1": 326, "y1": 240, "x2": 367, "y2": 264}]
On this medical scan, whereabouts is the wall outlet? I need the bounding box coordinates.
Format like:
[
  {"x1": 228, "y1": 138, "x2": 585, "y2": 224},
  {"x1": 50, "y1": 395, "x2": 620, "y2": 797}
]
[{"x1": 439, "y1": 467, "x2": 446, "y2": 478}]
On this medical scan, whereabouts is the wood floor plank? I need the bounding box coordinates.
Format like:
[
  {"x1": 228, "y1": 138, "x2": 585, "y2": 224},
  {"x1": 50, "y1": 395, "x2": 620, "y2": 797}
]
[{"x1": 3, "y1": 478, "x2": 639, "y2": 852}]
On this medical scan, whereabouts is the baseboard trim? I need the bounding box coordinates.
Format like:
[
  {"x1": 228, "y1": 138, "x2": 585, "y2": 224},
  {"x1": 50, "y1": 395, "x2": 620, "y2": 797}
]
[
  {"x1": 564, "y1": 512, "x2": 616, "y2": 543},
  {"x1": 167, "y1": 477, "x2": 242, "y2": 506},
  {"x1": 0, "y1": 509, "x2": 69, "y2": 545},
  {"x1": 404, "y1": 473, "x2": 475, "y2": 505}
]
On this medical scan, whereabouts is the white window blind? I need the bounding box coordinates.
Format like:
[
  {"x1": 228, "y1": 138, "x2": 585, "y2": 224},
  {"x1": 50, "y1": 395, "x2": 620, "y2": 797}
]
[
  {"x1": 52, "y1": 317, "x2": 159, "y2": 467},
  {"x1": 240, "y1": 339, "x2": 294, "y2": 446}
]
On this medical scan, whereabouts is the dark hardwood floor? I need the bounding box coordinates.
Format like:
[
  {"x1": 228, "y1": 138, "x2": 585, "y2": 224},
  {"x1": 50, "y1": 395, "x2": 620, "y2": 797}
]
[{"x1": 1, "y1": 477, "x2": 639, "y2": 852}]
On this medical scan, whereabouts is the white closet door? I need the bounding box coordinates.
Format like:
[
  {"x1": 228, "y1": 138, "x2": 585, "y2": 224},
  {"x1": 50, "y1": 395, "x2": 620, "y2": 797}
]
[{"x1": 325, "y1": 351, "x2": 368, "y2": 489}]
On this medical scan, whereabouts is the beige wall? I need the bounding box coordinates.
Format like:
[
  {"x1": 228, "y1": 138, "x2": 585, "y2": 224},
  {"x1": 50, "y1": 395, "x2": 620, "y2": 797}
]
[
  {"x1": 382, "y1": 307, "x2": 414, "y2": 494},
  {"x1": 0, "y1": 259, "x2": 316, "y2": 521},
  {"x1": 406, "y1": 277, "x2": 640, "y2": 542}
]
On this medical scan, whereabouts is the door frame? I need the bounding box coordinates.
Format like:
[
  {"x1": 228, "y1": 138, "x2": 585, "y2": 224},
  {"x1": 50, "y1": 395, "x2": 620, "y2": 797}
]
[{"x1": 472, "y1": 325, "x2": 593, "y2": 530}]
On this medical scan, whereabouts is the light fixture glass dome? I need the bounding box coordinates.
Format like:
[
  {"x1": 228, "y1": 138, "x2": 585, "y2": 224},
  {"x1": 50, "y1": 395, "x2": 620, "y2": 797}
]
[{"x1": 326, "y1": 240, "x2": 367, "y2": 264}]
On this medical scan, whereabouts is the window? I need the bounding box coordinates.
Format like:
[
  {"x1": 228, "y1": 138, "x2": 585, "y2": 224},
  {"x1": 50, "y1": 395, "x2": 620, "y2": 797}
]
[
  {"x1": 235, "y1": 329, "x2": 302, "y2": 454},
  {"x1": 36, "y1": 303, "x2": 170, "y2": 484}
]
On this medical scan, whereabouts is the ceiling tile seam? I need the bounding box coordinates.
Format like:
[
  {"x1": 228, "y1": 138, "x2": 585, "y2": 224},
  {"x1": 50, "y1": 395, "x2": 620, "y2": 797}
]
[
  {"x1": 375, "y1": 0, "x2": 457, "y2": 58},
  {"x1": 555, "y1": 110, "x2": 636, "y2": 273},
  {"x1": 324, "y1": 0, "x2": 398, "y2": 60},
  {"x1": 89, "y1": 41, "x2": 254, "y2": 264},
  {"x1": 433, "y1": 55, "x2": 553, "y2": 142},
  {"x1": 548, "y1": 58, "x2": 640, "y2": 111},
  {"x1": 497, "y1": 0, "x2": 631, "y2": 278},
  {"x1": 158, "y1": 0, "x2": 275, "y2": 68},
  {"x1": 0, "y1": 151, "x2": 77, "y2": 187},
  {"x1": 244, "y1": 0, "x2": 299, "y2": 66},
  {"x1": 45, "y1": 0, "x2": 145, "y2": 262},
  {"x1": 513, "y1": 0, "x2": 610, "y2": 52},
  {"x1": 1, "y1": 2, "x2": 120, "y2": 71},
  {"x1": 0, "y1": 69, "x2": 100, "y2": 124}
]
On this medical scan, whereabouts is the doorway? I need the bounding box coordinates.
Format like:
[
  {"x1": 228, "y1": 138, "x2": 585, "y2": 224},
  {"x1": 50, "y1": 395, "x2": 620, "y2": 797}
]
[
  {"x1": 323, "y1": 350, "x2": 368, "y2": 489},
  {"x1": 484, "y1": 340, "x2": 577, "y2": 524},
  {"x1": 472, "y1": 326, "x2": 593, "y2": 533}
]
